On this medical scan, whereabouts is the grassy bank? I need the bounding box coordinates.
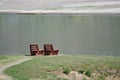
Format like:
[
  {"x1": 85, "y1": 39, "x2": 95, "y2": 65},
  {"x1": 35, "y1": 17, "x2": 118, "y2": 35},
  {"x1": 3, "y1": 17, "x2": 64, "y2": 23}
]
[{"x1": 4, "y1": 55, "x2": 120, "y2": 80}]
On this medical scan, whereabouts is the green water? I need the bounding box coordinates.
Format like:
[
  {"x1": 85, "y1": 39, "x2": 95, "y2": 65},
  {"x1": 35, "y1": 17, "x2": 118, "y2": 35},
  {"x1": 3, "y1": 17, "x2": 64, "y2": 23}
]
[{"x1": 0, "y1": 13, "x2": 120, "y2": 56}]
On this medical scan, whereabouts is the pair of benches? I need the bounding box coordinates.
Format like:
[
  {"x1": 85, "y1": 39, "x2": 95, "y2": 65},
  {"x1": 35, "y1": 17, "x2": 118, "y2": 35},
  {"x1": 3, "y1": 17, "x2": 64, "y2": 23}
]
[{"x1": 30, "y1": 44, "x2": 59, "y2": 56}]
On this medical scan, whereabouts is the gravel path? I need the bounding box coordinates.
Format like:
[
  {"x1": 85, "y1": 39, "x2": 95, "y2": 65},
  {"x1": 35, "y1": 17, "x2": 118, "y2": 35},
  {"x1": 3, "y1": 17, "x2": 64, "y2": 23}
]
[{"x1": 0, "y1": 57, "x2": 32, "y2": 80}]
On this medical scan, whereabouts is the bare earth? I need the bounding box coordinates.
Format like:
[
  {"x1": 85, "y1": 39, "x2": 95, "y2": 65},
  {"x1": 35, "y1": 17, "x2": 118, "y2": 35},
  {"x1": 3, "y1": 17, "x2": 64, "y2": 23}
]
[
  {"x1": 0, "y1": 57, "x2": 32, "y2": 80},
  {"x1": 51, "y1": 70, "x2": 91, "y2": 80}
]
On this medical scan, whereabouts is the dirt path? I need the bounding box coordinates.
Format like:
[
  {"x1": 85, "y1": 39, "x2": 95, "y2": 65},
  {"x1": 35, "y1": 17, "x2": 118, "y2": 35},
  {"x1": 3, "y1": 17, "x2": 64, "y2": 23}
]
[{"x1": 0, "y1": 57, "x2": 33, "y2": 80}]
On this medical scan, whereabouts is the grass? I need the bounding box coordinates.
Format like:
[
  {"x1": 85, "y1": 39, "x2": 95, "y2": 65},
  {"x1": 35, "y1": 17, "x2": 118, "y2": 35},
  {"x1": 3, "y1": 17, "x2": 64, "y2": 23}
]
[
  {"x1": 3, "y1": 54, "x2": 120, "y2": 80},
  {"x1": 0, "y1": 55, "x2": 25, "y2": 66}
]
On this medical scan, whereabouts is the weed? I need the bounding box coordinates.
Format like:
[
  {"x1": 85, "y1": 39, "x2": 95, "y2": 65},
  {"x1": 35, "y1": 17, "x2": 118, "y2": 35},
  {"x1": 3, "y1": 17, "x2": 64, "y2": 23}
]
[
  {"x1": 82, "y1": 77, "x2": 86, "y2": 80},
  {"x1": 63, "y1": 67, "x2": 71, "y2": 74},
  {"x1": 98, "y1": 75, "x2": 105, "y2": 80},
  {"x1": 85, "y1": 70, "x2": 91, "y2": 77},
  {"x1": 78, "y1": 69, "x2": 84, "y2": 74}
]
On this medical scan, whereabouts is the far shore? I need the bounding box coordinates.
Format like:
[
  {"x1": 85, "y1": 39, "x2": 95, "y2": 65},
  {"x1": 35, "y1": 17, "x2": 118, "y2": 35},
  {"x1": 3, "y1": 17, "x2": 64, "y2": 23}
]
[
  {"x1": 0, "y1": 9, "x2": 120, "y2": 15},
  {"x1": 0, "y1": 0, "x2": 120, "y2": 14}
]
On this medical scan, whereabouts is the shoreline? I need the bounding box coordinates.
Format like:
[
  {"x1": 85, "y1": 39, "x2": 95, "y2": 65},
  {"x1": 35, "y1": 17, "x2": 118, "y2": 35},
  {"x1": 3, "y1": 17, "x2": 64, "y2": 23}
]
[{"x1": 0, "y1": 10, "x2": 120, "y2": 15}]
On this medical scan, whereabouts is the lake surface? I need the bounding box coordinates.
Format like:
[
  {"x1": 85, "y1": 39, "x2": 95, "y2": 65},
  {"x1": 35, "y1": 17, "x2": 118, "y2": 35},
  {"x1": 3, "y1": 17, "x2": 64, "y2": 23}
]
[{"x1": 0, "y1": 13, "x2": 120, "y2": 56}]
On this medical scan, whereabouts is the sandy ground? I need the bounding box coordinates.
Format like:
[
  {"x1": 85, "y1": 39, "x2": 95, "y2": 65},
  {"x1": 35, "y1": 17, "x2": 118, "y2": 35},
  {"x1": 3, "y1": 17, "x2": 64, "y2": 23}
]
[
  {"x1": 0, "y1": 0, "x2": 120, "y2": 13},
  {"x1": 0, "y1": 57, "x2": 32, "y2": 80}
]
